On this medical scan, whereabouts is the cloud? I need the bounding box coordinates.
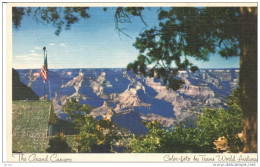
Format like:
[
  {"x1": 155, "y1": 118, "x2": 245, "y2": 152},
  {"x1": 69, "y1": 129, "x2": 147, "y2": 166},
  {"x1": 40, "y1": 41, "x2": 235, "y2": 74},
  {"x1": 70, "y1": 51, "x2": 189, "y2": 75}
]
[
  {"x1": 15, "y1": 55, "x2": 27, "y2": 58},
  {"x1": 30, "y1": 50, "x2": 35, "y2": 53},
  {"x1": 23, "y1": 57, "x2": 41, "y2": 60},
  {"x1": 14, "y1": 52, "x2": 41, "y2": 60},
  {"x1": 59, "y1": 43, "x2": 66, "y2": 47},
  {"x1": 49, "y1": 43, "x2": 55, "y2": 46},
  {"x1": 15, "y1": 55, "x2": 40, "y2": 60},
  {"x1": 34, "y1": 47, "x2": 41, "y2": 50},
  {"x1": 30, "y1": 52, "x2": 41, "y2": 57},
  {"x1": 13, "y1": 53, "x2": 42, "y2": 69},
  {"x1": 13, "y1": 62, "x2": 42, "y2": 69}
]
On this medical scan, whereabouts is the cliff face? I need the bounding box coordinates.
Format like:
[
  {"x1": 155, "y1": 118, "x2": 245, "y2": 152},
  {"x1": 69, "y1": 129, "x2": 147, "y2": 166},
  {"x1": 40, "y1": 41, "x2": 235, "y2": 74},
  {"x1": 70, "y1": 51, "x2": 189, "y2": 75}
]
[
  {"x1": 12, "y1": 68, "x2": 39, "y2": 100},
  {"x1": 144, "y1": 69, "x2": 237, "y2": 124},
  {"x1": 16, "y1": 68, "x2": 239, "y2": 133}
]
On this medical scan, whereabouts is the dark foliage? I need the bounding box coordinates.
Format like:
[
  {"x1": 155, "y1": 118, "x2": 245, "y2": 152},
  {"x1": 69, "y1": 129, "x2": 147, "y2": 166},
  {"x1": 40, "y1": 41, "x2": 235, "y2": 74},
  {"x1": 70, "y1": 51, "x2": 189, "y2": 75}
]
[
  {"x1": 12, "y1": 7, "x2": 90, "y2": 35},
  {"x1": 127, "y1": 7, "x2": 240, "y2": 90},
  {"x1": 46, "y1": 133, "x2": 72, "y2": 153}
]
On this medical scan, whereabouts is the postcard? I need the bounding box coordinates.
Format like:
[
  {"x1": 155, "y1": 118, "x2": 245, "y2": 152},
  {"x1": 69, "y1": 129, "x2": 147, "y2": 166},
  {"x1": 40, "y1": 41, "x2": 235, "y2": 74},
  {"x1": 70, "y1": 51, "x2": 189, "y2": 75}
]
[{"x1": 3, "y1": 1, "x2": 258, "y2": 166}]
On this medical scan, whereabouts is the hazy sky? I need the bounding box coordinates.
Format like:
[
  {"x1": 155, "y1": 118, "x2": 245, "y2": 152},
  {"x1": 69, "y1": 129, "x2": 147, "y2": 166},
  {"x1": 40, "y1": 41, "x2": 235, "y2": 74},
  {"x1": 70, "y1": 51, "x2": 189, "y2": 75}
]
[{"x1": 12, "y1": 7, "x2": 240, "y2": 69}]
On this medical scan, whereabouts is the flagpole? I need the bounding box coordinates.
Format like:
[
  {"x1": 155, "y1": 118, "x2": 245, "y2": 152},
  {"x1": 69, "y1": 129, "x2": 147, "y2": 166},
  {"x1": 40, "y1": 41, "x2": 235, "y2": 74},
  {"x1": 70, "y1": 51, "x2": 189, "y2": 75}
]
[
  {"x1": 43, "y1": 47, "x2": 46, "y2": 100},
  {"x1": 44, "y1": 81, "x2": 46, "y2": 100}
]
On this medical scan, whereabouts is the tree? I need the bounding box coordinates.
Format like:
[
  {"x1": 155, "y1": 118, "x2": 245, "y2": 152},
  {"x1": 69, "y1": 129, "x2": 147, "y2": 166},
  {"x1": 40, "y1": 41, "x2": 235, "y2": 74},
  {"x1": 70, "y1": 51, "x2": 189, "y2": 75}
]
[
  {"x1": 130, "y1": 121, "x2": 204, "y2": 153},
  {"x1": 62, "y1": 98, "x2": 124, "y2": 153},
  {"x1": 130, "y1": 121, "x2": 167, "y2": 153},
  {"x1": 62, "y1": 98, "x2": 104, "y2": 152},
  {"x1": 197, "y1": 107, "x2": 243, "y2": 153},
  {"x1": 127, "y1": 8, "x2": 240, "y2": 88},
  {"x1": 73, "y1": 114, "x2": 104, "y2": 152},
  {"x1": 12, "y1": 7, "x2": 145, "y2": 36},
  {"x1": 130, "y1": 89, "x2": 243, "y2": 153},
  {"x1": 122, "y1": 7, "x2": 257, "y2": 152},
  {"x1": 62, "y1": 98, "x2": 92, "y2": 129},
  {"x1": 12, "y1": 7, "x2": 90, "y2": 35},
  {"x1": 12, "y1": 6, "x2": 257, "y2": 152},
  {"x1": 239, "y1": 7, "x2": 257, "y2": 153}
]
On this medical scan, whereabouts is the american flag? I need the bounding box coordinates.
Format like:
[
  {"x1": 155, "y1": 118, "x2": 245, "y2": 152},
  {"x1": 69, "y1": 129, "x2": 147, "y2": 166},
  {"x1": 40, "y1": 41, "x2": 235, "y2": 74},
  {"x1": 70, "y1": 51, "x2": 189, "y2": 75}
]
[{"x1": 41, "y1": 48, "x2": 48, "y2": 83}]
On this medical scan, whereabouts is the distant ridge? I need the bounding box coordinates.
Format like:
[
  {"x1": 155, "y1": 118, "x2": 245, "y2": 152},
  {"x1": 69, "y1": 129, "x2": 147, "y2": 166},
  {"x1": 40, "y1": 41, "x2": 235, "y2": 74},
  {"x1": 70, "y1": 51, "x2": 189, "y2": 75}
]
[{"x1": 15, "y1": 68, "x2": 239, "y2": 133}]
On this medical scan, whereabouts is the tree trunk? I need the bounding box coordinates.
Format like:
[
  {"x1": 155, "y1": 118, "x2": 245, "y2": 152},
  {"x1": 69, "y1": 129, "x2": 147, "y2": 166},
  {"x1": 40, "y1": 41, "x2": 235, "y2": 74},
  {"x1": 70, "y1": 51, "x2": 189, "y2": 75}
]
[{"x1": 240, "y1": 7, "x2": 257, "y2": 153}]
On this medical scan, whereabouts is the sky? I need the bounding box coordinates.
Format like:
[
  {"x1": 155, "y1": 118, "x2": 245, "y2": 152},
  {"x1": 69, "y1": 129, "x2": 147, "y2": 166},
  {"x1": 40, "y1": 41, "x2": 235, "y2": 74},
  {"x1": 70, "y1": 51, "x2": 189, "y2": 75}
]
[{"x1": 12, "y1": 7, "x2": 240, "y2": 69}]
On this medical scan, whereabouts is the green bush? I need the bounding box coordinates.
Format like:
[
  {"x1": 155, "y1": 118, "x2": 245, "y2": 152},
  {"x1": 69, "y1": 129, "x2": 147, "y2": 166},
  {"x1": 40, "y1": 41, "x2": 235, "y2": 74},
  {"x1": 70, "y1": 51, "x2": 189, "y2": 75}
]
[
  {"x1": 195, "y1": 105, "x2": 242, "y2": 152},
  {"x1": 129, "y1": 89, "x2": 243, "y2": 153},
  {"x1": 63, "y1": 98, "x2": 124, "y2": 153}
]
